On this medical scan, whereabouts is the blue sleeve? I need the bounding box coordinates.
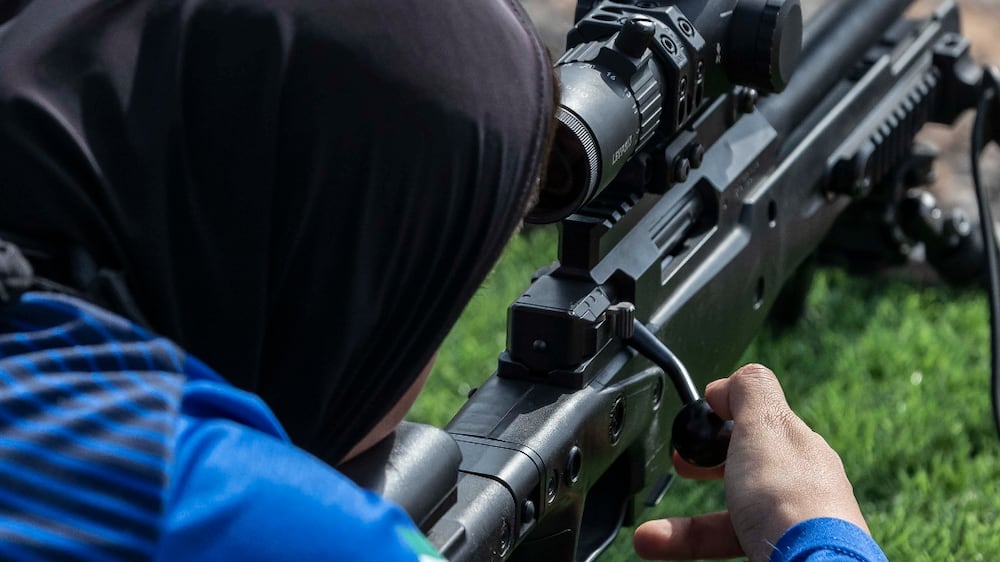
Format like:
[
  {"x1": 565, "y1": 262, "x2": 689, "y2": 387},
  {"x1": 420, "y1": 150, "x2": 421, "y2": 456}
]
[
  {"x1": 770, "y1": 518, "x2": 889, "y2": 562},
  {"x1": 156, "y1": 379, "x2": 443, "y2": 562}
]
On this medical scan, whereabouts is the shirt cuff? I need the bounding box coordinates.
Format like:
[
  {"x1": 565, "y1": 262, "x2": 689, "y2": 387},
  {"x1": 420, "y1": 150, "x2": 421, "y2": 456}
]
[{"x1": 770, "y1": 518, "x2": 889, "y2": 562}]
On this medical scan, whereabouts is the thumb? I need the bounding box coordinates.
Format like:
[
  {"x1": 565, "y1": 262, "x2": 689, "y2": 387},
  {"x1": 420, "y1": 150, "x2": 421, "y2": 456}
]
[{"x1": 723, "y1": 363, "x2": 792, "y2": 424}]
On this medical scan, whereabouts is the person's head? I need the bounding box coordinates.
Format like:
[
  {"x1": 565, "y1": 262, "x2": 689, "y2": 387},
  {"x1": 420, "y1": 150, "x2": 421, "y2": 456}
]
[{"x1": 0, "y1": 0, "x2": 555, "y2": 461}]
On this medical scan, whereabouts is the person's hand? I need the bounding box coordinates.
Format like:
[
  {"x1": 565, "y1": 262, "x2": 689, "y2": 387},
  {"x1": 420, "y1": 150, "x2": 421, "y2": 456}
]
[{"x1": 633, "y1": 364, "x2": 869, "y2": 561}]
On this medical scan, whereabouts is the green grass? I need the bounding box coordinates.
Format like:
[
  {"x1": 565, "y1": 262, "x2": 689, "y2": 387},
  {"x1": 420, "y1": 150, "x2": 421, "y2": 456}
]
[{"x1": 411, "y1": 227, "x2": 1000, "y2": 561}]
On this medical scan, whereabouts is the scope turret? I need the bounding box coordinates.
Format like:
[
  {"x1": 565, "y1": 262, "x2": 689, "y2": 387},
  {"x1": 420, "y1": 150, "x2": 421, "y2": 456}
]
[
  {"x1": 726, "y1": 0, "x2": 803, "y2": 93},
  {"x1": 526, "y1": 0, "x2": 802, "y2": 224}
]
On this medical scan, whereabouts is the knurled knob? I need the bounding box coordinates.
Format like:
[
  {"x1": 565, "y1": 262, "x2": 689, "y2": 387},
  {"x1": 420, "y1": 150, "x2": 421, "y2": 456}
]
[
  {"x1": 726, "y1": 0, "x2": 803, "y2": 94},
  {"x1": 615, "y1": 17, "x2": 656, "y2": 59}
]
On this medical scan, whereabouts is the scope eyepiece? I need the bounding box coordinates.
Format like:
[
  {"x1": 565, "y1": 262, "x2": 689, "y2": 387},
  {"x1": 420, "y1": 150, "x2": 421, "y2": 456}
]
[
  {"x1": 527, "y1": 17, "x2": 663, "y2": 224},
  {"x1": 526, "y1": 0, "x2": 802, "y2": 225},
  {"x1": 532, "y1": 109, "x2": 602, "y2": 225}
]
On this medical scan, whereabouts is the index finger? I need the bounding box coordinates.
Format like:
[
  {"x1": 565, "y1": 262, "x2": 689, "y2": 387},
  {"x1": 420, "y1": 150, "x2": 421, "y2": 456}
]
[{"x1": 672, "y1": 450, "x2": 725, "y2": 480}]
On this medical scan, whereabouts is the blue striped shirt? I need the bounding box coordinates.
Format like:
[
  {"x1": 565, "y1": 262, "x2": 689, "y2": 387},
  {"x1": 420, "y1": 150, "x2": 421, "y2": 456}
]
[{"x1": 0, "y1": 293, "x2": 438, "y2": 561}]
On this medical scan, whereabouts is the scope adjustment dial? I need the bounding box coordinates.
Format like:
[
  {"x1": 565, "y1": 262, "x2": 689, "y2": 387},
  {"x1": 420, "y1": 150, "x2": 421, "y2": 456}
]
[{"x1": 726, "y1": 0, "x2": 803, "y2": 94}]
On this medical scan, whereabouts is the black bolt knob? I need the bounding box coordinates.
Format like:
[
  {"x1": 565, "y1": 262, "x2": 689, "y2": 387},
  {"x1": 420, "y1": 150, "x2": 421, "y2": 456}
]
[
  {"x1": 726, "y1": 0, "x2": 803, "y2": 94},
  {"x1": 615, "y1": 17, "x2": 656, "y2": 58},
  {"x1": 672, "y1": 399, "x2": 733, "y2": 468}
]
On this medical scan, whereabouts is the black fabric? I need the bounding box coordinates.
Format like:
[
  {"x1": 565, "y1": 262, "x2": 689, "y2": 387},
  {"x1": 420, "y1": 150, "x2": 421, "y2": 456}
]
[{"x1": 0, "y1": 0, "x2": 554, "y2": 461}]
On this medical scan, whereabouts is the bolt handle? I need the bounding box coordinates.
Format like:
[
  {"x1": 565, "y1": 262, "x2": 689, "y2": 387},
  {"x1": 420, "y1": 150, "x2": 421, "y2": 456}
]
[
  {"x1": 609, "y1": 303, "x2": 733, "y2": 468},
  {"x1": 672, "y1": 399, "x2": 733, "y2": 468}
]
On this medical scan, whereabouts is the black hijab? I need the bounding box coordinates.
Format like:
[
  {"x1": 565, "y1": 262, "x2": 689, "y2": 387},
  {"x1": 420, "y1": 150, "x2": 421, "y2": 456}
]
[{"x1": 0, "y1": 0, "x2": 554, "y2": 461}]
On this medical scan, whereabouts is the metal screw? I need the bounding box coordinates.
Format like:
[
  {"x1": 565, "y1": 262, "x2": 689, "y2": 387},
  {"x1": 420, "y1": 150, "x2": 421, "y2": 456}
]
[
  {"x1": 673, "y1": 158, "x2": 691, "y2": 183},
  {"x1": 689, "y1": 143, "x2": 705, "y2": 168},
  {"x1": 737, "y1": 87, "x2": 758, "y2": 114},
  {"x1": 566, "y1": 445, "x2": 583, "y2": 485},
  {"x1": 661, "y1": 36, "x2": 677, "y2": 54},
  {"x1": 532, "y1": 339, "x2": 547, "y2": 352},
  {"x1": 521, "y1": 500, "x2": 536, "y2": 525},
  {"x1": 546, "y1": 471, "x2": 559, "y2": 503},
  {"x1": 678, "y1": 17, "x2": 694, "y2": 37},
  {"x1": 652, "y1": 376, "x2": 664, "y2": 407}
]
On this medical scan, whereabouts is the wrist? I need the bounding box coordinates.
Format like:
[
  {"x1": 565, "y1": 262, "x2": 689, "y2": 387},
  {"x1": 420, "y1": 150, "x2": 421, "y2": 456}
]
[{"x1": 770, "y1": 517, "x2": 887, "y2": 562}]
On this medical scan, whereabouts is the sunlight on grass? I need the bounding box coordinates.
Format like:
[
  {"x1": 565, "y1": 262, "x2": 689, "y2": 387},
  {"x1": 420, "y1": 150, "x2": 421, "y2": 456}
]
[{"x1": 411, "y1": 228, "x2": 1000, "y2": 561}]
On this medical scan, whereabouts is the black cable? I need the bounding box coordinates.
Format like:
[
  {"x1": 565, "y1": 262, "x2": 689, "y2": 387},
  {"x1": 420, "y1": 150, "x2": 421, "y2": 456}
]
[{"x1": 970, "y1": 71, "x2": 1000, "y2": 438}]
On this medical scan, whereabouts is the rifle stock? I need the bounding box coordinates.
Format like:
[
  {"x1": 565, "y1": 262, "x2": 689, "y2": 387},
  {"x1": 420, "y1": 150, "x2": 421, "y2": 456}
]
[{"x1": 344, "y1": 1, "x2": 1000, "y2": 560}]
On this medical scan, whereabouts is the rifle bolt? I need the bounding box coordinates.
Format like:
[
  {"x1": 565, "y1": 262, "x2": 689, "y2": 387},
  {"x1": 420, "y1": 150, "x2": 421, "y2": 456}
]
[
  {"x1": 521, "y1": 500, "x2": 536, "y2": 525},
  {"x1": 688, "y1": 143, "x2": 705, "y2": 168},
  {"x1": 673, "y1": 158, "x2": 691, "y2": 183}
]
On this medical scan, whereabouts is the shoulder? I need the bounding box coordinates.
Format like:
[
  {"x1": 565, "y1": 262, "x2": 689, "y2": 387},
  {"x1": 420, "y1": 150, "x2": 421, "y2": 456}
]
[
  {"x1": 0, "y1": 293, "x2": 188, "y2": 560},
  {"x1": 161, "y1": 411, "x2": 437, "y2": 561},
  {"x1": 0, "y1": 292, "x2": 433, "y2": 561}
]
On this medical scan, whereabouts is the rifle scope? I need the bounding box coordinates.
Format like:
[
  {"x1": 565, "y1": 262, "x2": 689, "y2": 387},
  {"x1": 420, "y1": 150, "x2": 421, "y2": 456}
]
[{"x1": 527, "y1": 0, "x2": 803, "y2": 224}]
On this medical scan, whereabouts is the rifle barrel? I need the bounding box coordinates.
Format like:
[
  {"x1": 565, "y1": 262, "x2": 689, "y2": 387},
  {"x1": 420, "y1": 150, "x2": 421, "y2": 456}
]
[{"x1": 760, "y1": 0, "x2": 915, "y2": 137}]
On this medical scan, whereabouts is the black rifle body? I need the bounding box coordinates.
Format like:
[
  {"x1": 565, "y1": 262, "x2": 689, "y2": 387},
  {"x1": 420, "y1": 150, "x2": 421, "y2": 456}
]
[{"x1": 340, "y1": 1, "x2": 996, "y2": 560}]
